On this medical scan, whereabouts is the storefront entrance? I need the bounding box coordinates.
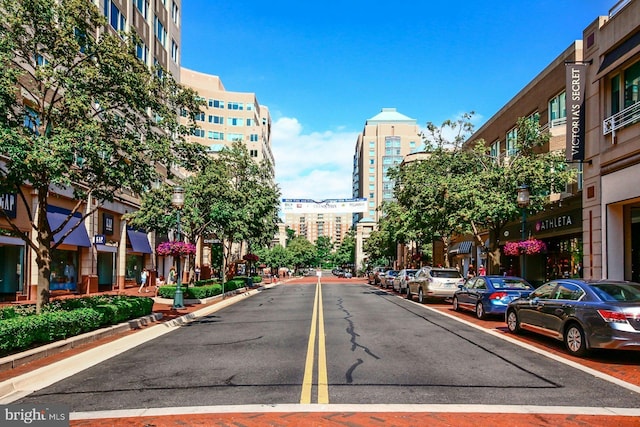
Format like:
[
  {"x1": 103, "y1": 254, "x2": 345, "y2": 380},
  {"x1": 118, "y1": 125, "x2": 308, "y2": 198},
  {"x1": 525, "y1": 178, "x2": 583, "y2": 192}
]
[{"x1": 0, "y1": 242, "x2": 24, "y2": 298}]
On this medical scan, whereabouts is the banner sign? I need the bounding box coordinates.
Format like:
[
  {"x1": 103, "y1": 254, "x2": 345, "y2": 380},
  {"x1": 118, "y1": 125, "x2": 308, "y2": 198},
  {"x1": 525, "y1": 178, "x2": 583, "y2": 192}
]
[
  {"x1": 281, "y1": 198, "x2": 367, "y2": 213},
  {"x1": 566, "y1": 63, "x2": 587, "y2": 162}
]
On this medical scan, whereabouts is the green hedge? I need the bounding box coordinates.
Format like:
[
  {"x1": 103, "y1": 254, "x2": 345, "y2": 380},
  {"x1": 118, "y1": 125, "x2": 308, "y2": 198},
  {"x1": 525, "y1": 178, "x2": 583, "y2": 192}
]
[
  {"x1": 157, "y1": 276, "x2": 258, "y2": 300},
  {"x1": 0, "y1": 295, "x2": 154, "y2": 357}
]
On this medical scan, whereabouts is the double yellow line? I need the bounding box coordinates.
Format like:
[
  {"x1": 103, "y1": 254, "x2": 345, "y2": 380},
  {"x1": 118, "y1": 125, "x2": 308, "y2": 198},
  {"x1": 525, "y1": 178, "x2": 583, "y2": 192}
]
[{"x1": 300, "y1": 278, "x2": 329, "y2": 404}]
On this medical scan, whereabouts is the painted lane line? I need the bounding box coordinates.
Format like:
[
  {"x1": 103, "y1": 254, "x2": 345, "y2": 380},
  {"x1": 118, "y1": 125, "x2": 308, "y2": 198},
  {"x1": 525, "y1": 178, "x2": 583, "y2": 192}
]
[
  {"x1": 317, "y1": 280, "x2": 329, "y2": 404},
  {"x1": 300, "y1": 281, "x2": 320, "y2": 403}
]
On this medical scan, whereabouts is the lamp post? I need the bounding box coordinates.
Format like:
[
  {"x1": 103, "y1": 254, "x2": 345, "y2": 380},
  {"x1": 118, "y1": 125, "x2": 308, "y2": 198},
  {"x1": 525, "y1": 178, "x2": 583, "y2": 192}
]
[
  {"x1": 172, "y1": 186, "x2": 185, "y2": 309},
  {"x1": 517, "y1": 185, "x2": 530, "y2": 280}
]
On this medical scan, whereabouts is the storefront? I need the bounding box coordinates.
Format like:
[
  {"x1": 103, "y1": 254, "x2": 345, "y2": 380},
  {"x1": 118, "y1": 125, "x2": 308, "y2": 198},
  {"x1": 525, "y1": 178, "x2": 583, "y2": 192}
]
[
  {"x1": 0, "y1": 236, "x2": 25, "y2": 299},
  {"x1": 500, "y1": 204, "x2": 582, "y2": 287},
  {"x1": 47, "y1": 206, "x2": 92, "y2": 291},
  {"x1": 125, "y1": 228, "x2": 152, "y2": 286}
]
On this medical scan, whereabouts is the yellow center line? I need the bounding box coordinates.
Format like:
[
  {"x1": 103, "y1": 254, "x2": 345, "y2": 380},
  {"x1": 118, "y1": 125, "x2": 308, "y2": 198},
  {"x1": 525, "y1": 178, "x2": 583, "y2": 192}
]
[{"x1": 300, "y1": 278, "x2": 329, "y2": 404}]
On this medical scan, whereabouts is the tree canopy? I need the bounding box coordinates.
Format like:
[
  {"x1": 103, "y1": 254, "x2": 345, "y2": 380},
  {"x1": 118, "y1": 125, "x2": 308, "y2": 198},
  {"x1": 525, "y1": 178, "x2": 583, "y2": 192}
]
[{"x1": 0, "y1": 0, "x2": 205, "y2": 310}]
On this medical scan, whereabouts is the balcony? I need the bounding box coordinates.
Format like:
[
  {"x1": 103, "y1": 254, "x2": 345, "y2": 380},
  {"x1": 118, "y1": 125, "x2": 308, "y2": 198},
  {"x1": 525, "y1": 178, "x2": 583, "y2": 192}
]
[{"x1": 603, "y1": 101, "x2": 640, "y2": 136}]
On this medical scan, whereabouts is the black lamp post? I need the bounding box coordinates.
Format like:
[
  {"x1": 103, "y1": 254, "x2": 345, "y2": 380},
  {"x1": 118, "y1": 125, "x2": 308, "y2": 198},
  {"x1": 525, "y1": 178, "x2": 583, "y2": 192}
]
[
  {"x1": 172, "y1": 186, "x2": 185, "y2": 309},
  {"x1": 517, "y1": 185, "x2": 530, "y2": 279}
]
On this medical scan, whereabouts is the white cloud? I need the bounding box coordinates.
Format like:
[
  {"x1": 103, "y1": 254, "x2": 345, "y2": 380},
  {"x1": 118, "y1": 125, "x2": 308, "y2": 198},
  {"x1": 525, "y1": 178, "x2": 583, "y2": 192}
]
[{"x1": 272, "y1": 117, "x2": 359, "y2": 201}]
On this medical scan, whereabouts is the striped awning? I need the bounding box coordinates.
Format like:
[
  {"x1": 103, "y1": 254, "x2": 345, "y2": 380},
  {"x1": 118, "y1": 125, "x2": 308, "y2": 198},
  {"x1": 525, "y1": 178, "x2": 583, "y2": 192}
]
[{"x1": 449, "y1": 240, "x2": 473, "y2": 255}]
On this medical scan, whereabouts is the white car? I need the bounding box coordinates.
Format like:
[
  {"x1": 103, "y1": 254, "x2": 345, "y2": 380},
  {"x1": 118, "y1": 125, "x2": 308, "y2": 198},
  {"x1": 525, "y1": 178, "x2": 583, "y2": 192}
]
[
  {"x1": 407, "y1": 267, "x2": 465, "y2": 303},
  {"x1": 393, "y1": 269, "x2": 417, "y2": 293}
]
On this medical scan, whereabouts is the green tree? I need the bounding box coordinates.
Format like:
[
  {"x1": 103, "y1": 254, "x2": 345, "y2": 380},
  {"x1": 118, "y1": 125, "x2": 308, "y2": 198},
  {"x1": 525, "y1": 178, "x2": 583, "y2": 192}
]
[
  {"x1": 314, "y1": 236, "x2": 334, "y2": 268},
  {"x1": 287, "y1": 236, "x2": 316, "y2": 271},
  {"x1": 0, "y1": 0, "x2": 205, "y2": 311},
  {"x1": 332, "y1": 229, "x2": 355, "y2": 268}
]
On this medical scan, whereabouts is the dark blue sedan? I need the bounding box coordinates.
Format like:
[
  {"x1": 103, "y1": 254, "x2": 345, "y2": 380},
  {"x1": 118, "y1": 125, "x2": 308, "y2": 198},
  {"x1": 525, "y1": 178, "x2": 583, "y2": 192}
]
[{"x1": 453, "y1": 276, "x2": 534, "y2": 319}]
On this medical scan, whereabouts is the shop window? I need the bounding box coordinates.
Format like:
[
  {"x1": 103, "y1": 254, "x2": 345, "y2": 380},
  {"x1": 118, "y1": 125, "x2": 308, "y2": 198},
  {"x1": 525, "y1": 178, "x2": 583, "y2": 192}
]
[{"x1": 50, "y1": 249, "x2": 78, "y2": 291}]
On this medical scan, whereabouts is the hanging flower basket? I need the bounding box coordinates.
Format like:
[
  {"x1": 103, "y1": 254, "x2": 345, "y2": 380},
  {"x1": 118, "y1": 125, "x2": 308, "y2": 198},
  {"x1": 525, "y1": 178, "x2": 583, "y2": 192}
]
[
  {"x1": 156, "y1": 241, "x2": 196, "y2": 257},
  {"x1": 503, "y1": 239, "x2": 547, "y2": 256},
  {"x1": 243, "y1": 253, "x2": 259, "y2": 262}
]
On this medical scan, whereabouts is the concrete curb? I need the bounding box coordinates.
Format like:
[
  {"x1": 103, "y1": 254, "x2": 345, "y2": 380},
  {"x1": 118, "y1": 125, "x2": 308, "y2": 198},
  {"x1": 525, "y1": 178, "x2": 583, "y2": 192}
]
[
  {"x1": 0, "y1": 313, "x2": 163, "y2": 373},
  {"x1": 0, "y1": 282, "x2": 277, "y2": 403}
]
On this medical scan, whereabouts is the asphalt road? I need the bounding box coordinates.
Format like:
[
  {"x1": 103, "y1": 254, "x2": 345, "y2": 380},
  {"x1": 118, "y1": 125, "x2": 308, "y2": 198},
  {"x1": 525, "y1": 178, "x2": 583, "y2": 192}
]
[{"x1": 14, "y1": 279, "x2": 640, "y2": 412}]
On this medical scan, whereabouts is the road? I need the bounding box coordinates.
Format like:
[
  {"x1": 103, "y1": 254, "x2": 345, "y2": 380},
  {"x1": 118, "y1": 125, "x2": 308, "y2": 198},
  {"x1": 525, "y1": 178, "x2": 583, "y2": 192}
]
[{"x1": 10, "y1": 277, "x2": 640, "y2": 426}]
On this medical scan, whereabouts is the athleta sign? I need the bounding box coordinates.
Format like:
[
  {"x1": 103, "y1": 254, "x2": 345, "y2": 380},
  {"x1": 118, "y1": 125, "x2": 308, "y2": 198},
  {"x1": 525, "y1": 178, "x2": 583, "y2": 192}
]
[
  {"x1": 566, "y1": 63, "x2": 587, "y2": 162},
  {"x1": 536, "y1": 214, "x2": 575, "y2": 232}
]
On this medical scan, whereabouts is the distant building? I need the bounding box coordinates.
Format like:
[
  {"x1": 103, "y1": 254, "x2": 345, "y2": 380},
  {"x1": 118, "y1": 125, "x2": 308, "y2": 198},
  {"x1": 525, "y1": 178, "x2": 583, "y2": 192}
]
[
  {"x1": 284, "y1": 212, "x2": 352, "y2": 246},
  {"x1": 179, "y1": 68, "x2": 274, "y2": 176},
  {"x1": 351, "y1": 108, "x2": 421, "y2": 269}
]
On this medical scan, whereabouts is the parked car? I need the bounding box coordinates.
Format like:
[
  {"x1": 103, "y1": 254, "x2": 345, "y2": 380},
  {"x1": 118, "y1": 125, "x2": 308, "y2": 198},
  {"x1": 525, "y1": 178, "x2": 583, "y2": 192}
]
[
  {"x1": 384, "y1": 270, "x2": 398, "y2": 288},
  {"x1": 452, "y1": 276, "x2": 534, "y2": 319},
  {"x1": 368, "y1": 267, "x2": 392, "y2": 286},
  {"x1": 506, "y1": 279, "x2": 640, "y2": 356},
  {"x1": 393, "y1": 269, "x2": 417, "y2": 294},
  {"x1": 407, "y1": 267, "x2": 465, "y2": 303}
]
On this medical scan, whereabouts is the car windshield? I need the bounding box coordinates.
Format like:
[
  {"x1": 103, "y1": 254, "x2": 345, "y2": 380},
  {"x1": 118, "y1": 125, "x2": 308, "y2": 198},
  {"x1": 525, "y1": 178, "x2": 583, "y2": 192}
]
[
  {"x1": 406, "y1": 270, "x2": 417, "y2": 276},
  {"x1": 491, "y1": 278, "x2": 533, "y2": 290},
  {"x1": 430, "y1": 270, "x2": 462, "y2": 278},
  {"x1": 590, "y1": 283, "x2": 640, "y2": 302}
]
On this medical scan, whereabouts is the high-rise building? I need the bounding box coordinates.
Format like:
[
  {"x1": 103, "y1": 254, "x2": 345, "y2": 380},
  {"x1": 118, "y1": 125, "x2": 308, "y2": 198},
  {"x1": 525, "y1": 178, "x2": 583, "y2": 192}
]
[
  {"x1": 352, "y1": 108, "x2": 421, "y2": 224},
  {"x1": 352, "y1": 108, "x2": 421, "y2": 269},
  {"x1": 102, "y1": 0, "x2": 182, "y2": 79},
  {"x1": 179, "y1": 68, "x2": 274, "y2": 175}
]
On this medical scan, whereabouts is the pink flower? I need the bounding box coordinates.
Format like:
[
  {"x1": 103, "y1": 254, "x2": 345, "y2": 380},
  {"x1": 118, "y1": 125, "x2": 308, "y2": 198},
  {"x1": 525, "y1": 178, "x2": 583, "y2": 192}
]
[
  {"x1": 243, "y1": 253, "x2": 259, "y2": 262},
  {"x1": 157, "y1": 241, "x2": 196, "y2": 257},
  {"x1": 503, "y1": 239, "x2": 547, "y2": 256}
]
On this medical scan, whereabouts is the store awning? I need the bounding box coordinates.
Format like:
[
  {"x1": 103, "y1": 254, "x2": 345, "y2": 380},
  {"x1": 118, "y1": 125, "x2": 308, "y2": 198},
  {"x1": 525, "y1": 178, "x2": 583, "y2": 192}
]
[
  {"x1": 449, "y1": 240, "x2": 473, "y2": 255},
  {"x1": 127, "y1": 229, "x2": 152, "y2": 253},
  {"x1": 47, "y1": 210, "x2": 91, "y2": 247},
  {"x1": 95, "y1": 244, "x2": 118, "y2": 253},
  {"x1": 595, "y1": 30, "x2": 640, "y2": 80},
  {"x1": 0, "y1": 236, "x2": 25, "y2": 246}
]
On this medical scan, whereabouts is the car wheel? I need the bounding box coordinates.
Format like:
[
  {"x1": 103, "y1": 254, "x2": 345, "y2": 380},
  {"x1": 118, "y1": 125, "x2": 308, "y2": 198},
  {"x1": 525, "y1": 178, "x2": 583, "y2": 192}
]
[
  {"x1": 506, "y1": 310, "x2": 521, "y2": 334},
  {"x1": 418, "y1": 288, "x2": 425, "y2": 304},
  {"x1": 564, "y1": 323, "x2": 588, "y2": 356},
  {"x1": 452, "y1": 296, "x2": 460, "y2": 311},
  {"x1": 475, "y1": 303, "x2": 486, "y2": 320}
]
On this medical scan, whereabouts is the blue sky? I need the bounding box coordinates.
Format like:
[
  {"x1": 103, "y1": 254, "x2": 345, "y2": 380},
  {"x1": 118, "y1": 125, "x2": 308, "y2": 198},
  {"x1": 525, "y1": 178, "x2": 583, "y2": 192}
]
[{"x1": 181, "y1": 0, "x2": 612, "y2": 200}]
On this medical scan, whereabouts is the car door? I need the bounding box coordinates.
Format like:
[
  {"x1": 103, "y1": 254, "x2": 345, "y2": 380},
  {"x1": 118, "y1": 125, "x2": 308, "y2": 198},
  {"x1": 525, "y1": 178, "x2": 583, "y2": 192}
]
[
  {"x1": 518, "y1": 282, "x2": 557, "y2": 329},
  {"x1": 540, "y1": 281, "x2": 585, "y2": 338},
  {"x1": 411, "y1": 268, "x2": 426, "y2": 294},
  {"x1": 469, "y1": 277, "x2": 487, "y2": 307},
  {"x1": 457, "y1": 277, "x2": 476, "y2": 309}
]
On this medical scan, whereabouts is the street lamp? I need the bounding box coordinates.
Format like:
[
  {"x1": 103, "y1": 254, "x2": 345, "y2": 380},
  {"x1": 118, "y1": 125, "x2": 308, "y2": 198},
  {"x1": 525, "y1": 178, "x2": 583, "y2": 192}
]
[
  {"x1": 172, "y1": 186, "x2": 185, "y2": 309},
  {"x1": 517, "y1": 184, "x2": 530, "y2": 279}
]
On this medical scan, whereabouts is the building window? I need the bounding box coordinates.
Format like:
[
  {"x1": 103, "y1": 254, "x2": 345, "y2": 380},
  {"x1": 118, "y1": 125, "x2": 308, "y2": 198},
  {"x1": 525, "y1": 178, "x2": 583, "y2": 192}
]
[
  {"x1": 250, "y1": 149, "x2": 258, "y2": 158},
  {"x1": 230, "y1": 118, "x2": 244, "y2": 126},
  {"x1": 192, "y1": 128, "x2": 205, "y2": 138},
  {"x1": 171, "y1": 1, "x2": 179, "y2": 25},
  {"x1": 171, "y1": 40, "x2": 179, "y2": 63},
  {"x1": 623, "y1": 61, "x2": 640, "y2": 109},
  {"x1": 369, "y1": 141, "x2": 375, "y2": 148},
  {"x1": 24, "y1": 107, "x2": 40, "y2": 135},
  {"x1": 136, "y1": 42, "x2": 148, "y2": 64},
  {"x1": 154, "y1": 16, "x2": 167, "y2": 47},
  {"x1": 548, "y1": 91, "x2": 566, "y2": 127},
  {"x1": 195, "y1": 112, "x2": 205, "y2": 122},
  {"x1": 250, "y1": 134, "x2": 258, "y2": 142},
  {"x1": 369, "y1": 150, "x2": 375, "y2": 156},
  {"x1": 490, "y1": 140, "x2": 500, "y2": 158},
  {"x1": 208, "y1": 115, "x2": 223, "y2": 124},
  {"x1": 611, "y1": 74, "x2": 620, "y2": 115},
  {"x1": 369, "y1": 159, "x2": 374, "y2": 165},
  {"x1": 227, "y1": 133, "x2": 243, "y2": 141},
  {"x1": 104, "y1": 0, "x2": 126, "y2": 32},
  {"x1": 506, "y1": 128, "x2": 517, "y2": 157},
  {"x1": 135, "y1": 0, "x2": 148, "y2": 19},
  {"x1": 227, "y1": 102, "x2": 243, "y2": 110}
]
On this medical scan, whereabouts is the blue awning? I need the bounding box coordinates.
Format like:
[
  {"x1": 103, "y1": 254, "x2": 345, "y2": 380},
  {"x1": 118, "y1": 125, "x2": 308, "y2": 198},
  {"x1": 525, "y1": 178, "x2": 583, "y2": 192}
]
[
  {"x1": 127, "y1": 229, "x2": 152, "y2": 254},
  {"x1": 449, "y1": 240, "x2": 473, "y2": 255},
  {"x1": 47, "y1": 210, "x2": 91, "y2": 247},
  {"x1": 95, "y1": 244, "x2": 118, "y2": 253},
  {"x1": 0, "y1": 236, "x2": 25, "y2": 246}
]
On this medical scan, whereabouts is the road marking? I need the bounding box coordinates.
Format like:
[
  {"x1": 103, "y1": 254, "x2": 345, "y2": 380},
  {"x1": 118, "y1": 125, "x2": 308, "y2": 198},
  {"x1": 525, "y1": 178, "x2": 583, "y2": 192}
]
[
  {"x1": 70, "y1": 404, "x2": 640, "y2": 419},
  {"x1": 300, "y1": 279, "x2": 329, "y2": 404}
]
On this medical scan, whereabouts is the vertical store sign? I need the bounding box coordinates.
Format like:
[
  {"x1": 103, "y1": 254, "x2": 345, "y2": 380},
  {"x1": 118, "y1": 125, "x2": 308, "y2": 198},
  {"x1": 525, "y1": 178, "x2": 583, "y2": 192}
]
[{"x1": 566, "y1": 63, "x2": 587, "y2": 162}]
